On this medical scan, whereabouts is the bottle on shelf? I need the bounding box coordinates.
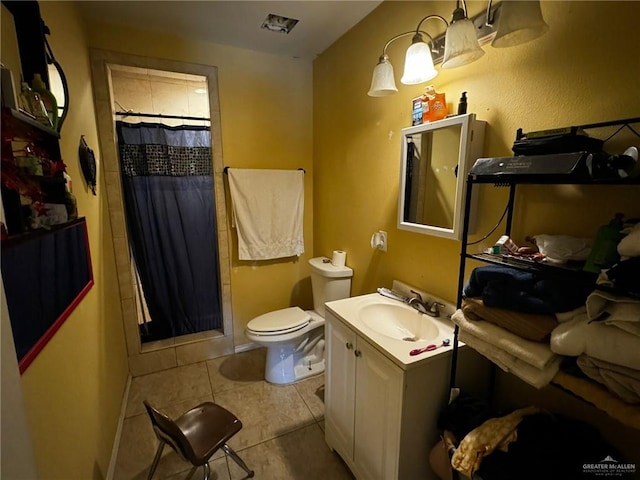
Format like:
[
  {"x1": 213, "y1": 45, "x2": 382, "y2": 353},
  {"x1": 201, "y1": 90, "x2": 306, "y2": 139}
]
[
  {"x1": 457, "y1": 92, "x2": 468, "y2": 115},
  {"x1": 424, "y1": 85, "x2": 448, "y2": 122},
  {"x1": 31, "y1": 74, "x2": 58, "y2": 130},
  {"x1": 20, "y1": 82, "x2": 52, "y2": 128},
  {"x1": 63, "y1": 172, "x2": 78, "y2": 221}
]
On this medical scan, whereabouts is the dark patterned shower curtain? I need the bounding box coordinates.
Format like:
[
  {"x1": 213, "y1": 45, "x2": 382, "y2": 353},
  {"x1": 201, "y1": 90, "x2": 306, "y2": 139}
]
[{"x1": 116, "y1": 122, "x2": 221, "y2": 340}]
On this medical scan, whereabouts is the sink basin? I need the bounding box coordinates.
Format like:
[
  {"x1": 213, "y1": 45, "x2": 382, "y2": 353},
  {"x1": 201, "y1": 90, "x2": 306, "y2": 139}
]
[{"x1": 358, "y1": 302, "x2": 439, "y2": 342}]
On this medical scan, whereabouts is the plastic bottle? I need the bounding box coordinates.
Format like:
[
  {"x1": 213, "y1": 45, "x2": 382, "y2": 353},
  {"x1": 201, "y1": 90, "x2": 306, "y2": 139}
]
[
  {"x1": 20, "y1": 82, "x2": 52, "y2": 127},
  {"x1": 63, "y1": 172, "x2": 78, "y2": 221},
  {"x1": 457, "y1": 91, "x2": 468, "y2": 115},
  {"x1": 31, "y1": 74, "x2": 58, "y2": 130},
  {"x1": 424, "y1": 85, "x2": 448, "y2": 122},
  {"x1": 583, "y1": 213, "x2": 624, "y2": 273}
]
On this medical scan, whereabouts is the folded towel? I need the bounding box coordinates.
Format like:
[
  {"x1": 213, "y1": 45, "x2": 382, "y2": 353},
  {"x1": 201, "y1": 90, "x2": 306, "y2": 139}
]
[
  {"x1": 618, "y1": 222, "x2": 640, "y2": 257},
  {"x1": 551, "y1": 312, "x2": 640, "y2": 370},
  {"x1": 227, "y1": 168, "x2": 304, "y2": 260},
  {"x1": 555, "y1": 306, "x2": 586, "y2": 323},
  {"x1": 452, "y1": 309, "x2": 557, "y2": 370},
  {"x1": 577, "y1": 355, "x2": 640, "y2": 404},
  {"x1": 462, "y1": 298, "x2": 557, "y2": 342},
  {"x1": 586, "y1": 290, "x2": 640, "y2": 337},
  {"x1": 552, "y1": 370, "x2": 640, "y2": 430},
  {"x1": 459, "y1": 330, "x2": 562, "y2": 389}
]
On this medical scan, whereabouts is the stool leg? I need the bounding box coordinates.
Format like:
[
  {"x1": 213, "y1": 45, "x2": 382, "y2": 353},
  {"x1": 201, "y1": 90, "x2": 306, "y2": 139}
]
[
  {"x1": 221, "y1": 444, "x2": 254, "y2": 478},
  {"x1": 147, "y1": 442, "x2": 165, "y2": 480},
  {"x1": 202, "y1": 461, "x2": 210, "y2": 480}
]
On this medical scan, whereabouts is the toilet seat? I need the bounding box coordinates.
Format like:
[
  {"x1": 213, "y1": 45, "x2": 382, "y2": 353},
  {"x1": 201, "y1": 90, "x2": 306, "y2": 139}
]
[{"x1": 246, "y1": 307, "x2": 311, "y2": 336}]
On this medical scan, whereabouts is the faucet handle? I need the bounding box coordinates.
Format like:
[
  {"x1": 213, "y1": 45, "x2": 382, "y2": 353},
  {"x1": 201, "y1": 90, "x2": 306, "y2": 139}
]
[
  {"x1": 410, "y1": 290, "x2": 424, "y2": 303},
  {"x1": 429, "y1": 302, "x2": 446, "y2": 316}
]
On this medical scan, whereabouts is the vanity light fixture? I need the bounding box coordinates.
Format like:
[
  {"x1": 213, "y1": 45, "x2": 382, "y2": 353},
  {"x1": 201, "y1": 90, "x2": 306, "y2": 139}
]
[
  {"x1": 441, "y1": 3, "x2": 484, "y2": 69},
  {"x1": 490, "y1": 0, "x2": 549, "y2": 48},
  {"x1": 367, "y1": 0, "x2": 549, "y2": 97}
]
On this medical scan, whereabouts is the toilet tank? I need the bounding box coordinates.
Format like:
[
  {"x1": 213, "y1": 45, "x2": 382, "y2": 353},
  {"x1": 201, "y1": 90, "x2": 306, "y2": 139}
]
[{"x1": 309, "y1": 257, "x2": 353, "y2": 318}]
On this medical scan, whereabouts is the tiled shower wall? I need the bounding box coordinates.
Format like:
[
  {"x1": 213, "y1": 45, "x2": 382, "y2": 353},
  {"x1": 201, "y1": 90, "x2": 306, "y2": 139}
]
[{"x1": 111, "y1": 66, "x2": 210, "y2": 127}]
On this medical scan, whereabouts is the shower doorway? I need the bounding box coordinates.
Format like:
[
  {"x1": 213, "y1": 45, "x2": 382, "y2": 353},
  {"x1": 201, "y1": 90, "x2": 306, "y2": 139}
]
[{"x1": 91, "y1": 50, "x2": 234, "y2": 375}]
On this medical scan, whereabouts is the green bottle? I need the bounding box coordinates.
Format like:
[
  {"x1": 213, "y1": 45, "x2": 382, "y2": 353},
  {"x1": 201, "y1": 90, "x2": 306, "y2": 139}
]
[
  {"x1": 31, "y1": 74, "x2": 58, "y2": 130},
  {"x1": 583, "y1": 214, "x2": 624, "y2": 273}
]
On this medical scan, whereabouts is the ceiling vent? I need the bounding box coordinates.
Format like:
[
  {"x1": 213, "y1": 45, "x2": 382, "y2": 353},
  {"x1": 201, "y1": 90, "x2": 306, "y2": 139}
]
[{"x1": 261, "y1": 14, "x2": 299, "y2": 34}]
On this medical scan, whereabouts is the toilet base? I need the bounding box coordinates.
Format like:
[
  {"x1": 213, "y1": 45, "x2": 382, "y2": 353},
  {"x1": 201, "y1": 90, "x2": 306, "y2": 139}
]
[{"x1": 264, "y1": 338, "x2": 325, "y2": 385}]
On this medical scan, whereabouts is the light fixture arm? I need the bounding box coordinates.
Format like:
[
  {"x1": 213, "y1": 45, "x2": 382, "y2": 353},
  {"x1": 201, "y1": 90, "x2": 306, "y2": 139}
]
[
  {"x1": 378, "y1": 29, "x2": 437, "y2": 61},
  {"x1": 414, "y1": 14, "x2": 448, "y2": 36},
  {"x1": 485, "y1": 0, "x2": 496, "y2": 27}
]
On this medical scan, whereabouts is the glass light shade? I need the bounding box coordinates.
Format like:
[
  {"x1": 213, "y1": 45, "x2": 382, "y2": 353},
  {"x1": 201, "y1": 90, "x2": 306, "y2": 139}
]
[
  {"x1": 368, "y1": 59, "x2": 398, "y2": 97},
  {"x1": 400, "y1": 41, "x2": 437, "y2": 85},
  {"x1": 442, "y1": 18, "x2": 485, "y2": 69},
  {"x1": 492, "y1": 0, "x2": 549, "y2": 48}
]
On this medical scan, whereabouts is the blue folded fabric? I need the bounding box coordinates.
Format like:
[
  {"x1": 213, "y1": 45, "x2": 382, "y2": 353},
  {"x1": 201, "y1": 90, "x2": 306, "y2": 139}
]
[{"x1": 463, "y1": 265, "x2": 594, "y2": 314}]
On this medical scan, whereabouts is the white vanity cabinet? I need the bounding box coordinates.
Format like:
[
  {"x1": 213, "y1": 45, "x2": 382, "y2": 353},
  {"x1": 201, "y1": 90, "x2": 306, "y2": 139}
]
[{"x1": 325, "y1": 308, "x2": 452, "y2": 480}]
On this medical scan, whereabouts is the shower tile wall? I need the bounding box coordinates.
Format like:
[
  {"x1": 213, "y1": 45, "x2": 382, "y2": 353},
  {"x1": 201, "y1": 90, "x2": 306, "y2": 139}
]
[{"x1": 111, "y1": 66, "x2": 210, "y2": 127}]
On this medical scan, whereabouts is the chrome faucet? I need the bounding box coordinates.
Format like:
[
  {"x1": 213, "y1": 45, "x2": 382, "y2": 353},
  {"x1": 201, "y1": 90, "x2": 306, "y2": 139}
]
[
  {"x1": 427, "y1": 301, "x2": 446, "y2": 317},
  {"x1": 408, "y1": 290, "x2": 429, "y2": 315},
  {"x1": 409, "y1": 290, "x2": 445, "y2": 317}
]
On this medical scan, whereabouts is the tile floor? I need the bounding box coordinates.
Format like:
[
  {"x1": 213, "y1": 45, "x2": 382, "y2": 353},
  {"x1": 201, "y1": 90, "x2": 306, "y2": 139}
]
[{"x1": 114, "y1": 348, "x2": 354, "y2": 479}]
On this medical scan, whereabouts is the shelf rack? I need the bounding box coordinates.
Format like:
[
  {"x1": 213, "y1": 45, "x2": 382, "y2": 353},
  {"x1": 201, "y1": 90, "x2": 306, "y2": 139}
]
[{"x1": 449, "y1": 118, "x2": 640, "y2": 430}]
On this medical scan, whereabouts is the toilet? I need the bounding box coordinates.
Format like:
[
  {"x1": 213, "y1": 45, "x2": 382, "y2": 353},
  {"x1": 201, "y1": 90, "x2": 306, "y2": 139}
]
[{"x1": 245, "y1": 256, "x2": 353, "y2": 384}]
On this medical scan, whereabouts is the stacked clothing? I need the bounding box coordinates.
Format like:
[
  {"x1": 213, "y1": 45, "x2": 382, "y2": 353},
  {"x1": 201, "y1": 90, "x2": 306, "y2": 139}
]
[
  {"x1": 435, "y1": 393, "x2": 619, "y2": 480},
  {"x1": 456, "y1": 264, "x2": 595, "y2": 388},
  {"x1": 551, "y1": 290, "x2": 640, "y2": 404}
]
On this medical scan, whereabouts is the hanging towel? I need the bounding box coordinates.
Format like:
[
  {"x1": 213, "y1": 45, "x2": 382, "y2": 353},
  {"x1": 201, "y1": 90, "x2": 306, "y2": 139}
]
[{"x1": 228, "y1": 168, "x2": 304, "y2": 260}]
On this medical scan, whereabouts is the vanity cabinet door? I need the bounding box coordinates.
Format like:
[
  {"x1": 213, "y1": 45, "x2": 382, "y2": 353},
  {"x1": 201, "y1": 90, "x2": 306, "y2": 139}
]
[
  {"x1": 325, "y1": 313, "x2": 357, "y2": 459},
  {"x1": 353, "y1": 338, "x2": 403, "y2": 480}
]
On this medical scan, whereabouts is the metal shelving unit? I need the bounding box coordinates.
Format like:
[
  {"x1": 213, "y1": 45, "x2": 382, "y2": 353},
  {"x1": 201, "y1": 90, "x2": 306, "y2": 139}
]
[{"x1": 448, "y1": 119, "x2": 640, "y2": 428}]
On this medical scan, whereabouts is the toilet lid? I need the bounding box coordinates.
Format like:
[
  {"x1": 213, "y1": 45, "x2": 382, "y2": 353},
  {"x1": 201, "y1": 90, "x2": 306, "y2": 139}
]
[{"x1": 247, "y1": 307, "x2": 311, "y2": 334}]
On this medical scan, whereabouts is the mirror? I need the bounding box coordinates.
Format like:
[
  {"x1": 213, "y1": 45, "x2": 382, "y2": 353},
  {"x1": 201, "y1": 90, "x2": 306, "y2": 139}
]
[
  {"x1": 1, "y1": 1, "x2": 69, "y2": 131},
  {"x1": 398, "y1": 113, "x2": 486, "y2": 240}
]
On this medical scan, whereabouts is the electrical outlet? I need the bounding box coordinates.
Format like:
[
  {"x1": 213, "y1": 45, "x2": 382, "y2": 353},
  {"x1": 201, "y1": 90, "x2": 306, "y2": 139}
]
[{"x1": 378, "y1": 230, "x2": 387, "y2": 252}]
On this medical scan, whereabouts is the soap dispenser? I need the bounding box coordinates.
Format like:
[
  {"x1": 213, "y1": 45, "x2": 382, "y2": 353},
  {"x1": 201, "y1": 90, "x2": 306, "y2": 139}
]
[{"x1": 457, "y1": 92, "x2": 468, "y2": 115}]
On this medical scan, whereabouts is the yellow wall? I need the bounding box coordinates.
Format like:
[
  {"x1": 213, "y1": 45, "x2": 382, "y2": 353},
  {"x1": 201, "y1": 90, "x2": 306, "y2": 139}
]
[
  {"x1": 313, "y1": 1, "x2": 640, "y2": 303},
  {"x1": 7, "y1": 3, "x2": 130, "y2": 479},
  {"x1": 85, "y1": 22, "x2": 315, "y2": 346}
]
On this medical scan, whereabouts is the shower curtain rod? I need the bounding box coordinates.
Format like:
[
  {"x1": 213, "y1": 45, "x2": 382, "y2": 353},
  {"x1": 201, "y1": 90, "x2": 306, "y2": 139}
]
[{"x1": 115, "y1": 111, "x2": 210, "y2": 121}]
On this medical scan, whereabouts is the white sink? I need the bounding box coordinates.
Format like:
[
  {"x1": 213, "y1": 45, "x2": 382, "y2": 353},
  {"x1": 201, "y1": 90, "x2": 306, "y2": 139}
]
[
  {"x1": 358, "y1": 302, "x2": 439, "y2": 342},
  {"x1": 326, "y1": 287, "x2": 458, "y2": 369}
]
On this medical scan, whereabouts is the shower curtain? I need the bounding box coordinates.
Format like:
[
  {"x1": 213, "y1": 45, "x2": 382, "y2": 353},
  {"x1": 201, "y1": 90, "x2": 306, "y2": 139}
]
[{"x1": 116, "y1": 121, "x2": 221, "y2": 340}]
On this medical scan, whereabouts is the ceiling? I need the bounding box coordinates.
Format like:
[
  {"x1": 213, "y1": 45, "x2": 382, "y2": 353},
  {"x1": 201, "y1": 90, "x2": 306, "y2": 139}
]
[{"x1": 76, "y1": 1, "x2": 383, "y2": 60}]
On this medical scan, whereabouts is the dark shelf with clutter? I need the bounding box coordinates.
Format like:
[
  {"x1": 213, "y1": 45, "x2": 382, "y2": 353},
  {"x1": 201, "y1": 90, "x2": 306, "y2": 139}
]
[
  {"x1": 435, "y1": 118, "x2": 640, "y2": 479},
  {"x1": 1, "y1": 107, "x2": 77, "y2": 238}
]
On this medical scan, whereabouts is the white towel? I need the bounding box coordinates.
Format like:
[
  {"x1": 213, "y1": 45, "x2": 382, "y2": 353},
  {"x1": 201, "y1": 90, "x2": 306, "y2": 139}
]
[
  {"x1": 228, "y1": 168, "x2": 304, "y2": 260},
  {"x1": 586, "y1": 290, "x2": 640, "y2": 337},
  {"x1": 451, "y1": 309, "x2": 557, "y2": 370},
  {"x1": 550, "y1": 311, "x2": 640, "y2": 370},
  {"x1": 459, "y1": 330, "x2": 562, "y2": 389}
]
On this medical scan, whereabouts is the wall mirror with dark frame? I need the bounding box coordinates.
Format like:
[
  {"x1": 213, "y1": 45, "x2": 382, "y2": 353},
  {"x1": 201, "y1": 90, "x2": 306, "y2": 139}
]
[
  {"x1": 398, "y1": 113, "x2": 486, "y2": 240},
  {"x1": 1, "y1": 0, "x2": 68, "y2": 131}
]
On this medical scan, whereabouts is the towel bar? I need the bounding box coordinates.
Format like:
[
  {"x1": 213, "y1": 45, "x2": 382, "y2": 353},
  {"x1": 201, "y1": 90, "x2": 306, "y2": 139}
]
[{"x1": 223, "y1": 166, "x2": 306, "y2": 174}]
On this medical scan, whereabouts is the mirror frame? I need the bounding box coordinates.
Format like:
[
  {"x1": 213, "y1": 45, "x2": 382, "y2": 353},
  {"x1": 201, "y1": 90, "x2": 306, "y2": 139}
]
[
  {"x1": 2, "y1": 0, "x2": 69, "y2": 131},
  {"x1": 398, "y1": 113, "x2": 485, "y2": 240}
]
